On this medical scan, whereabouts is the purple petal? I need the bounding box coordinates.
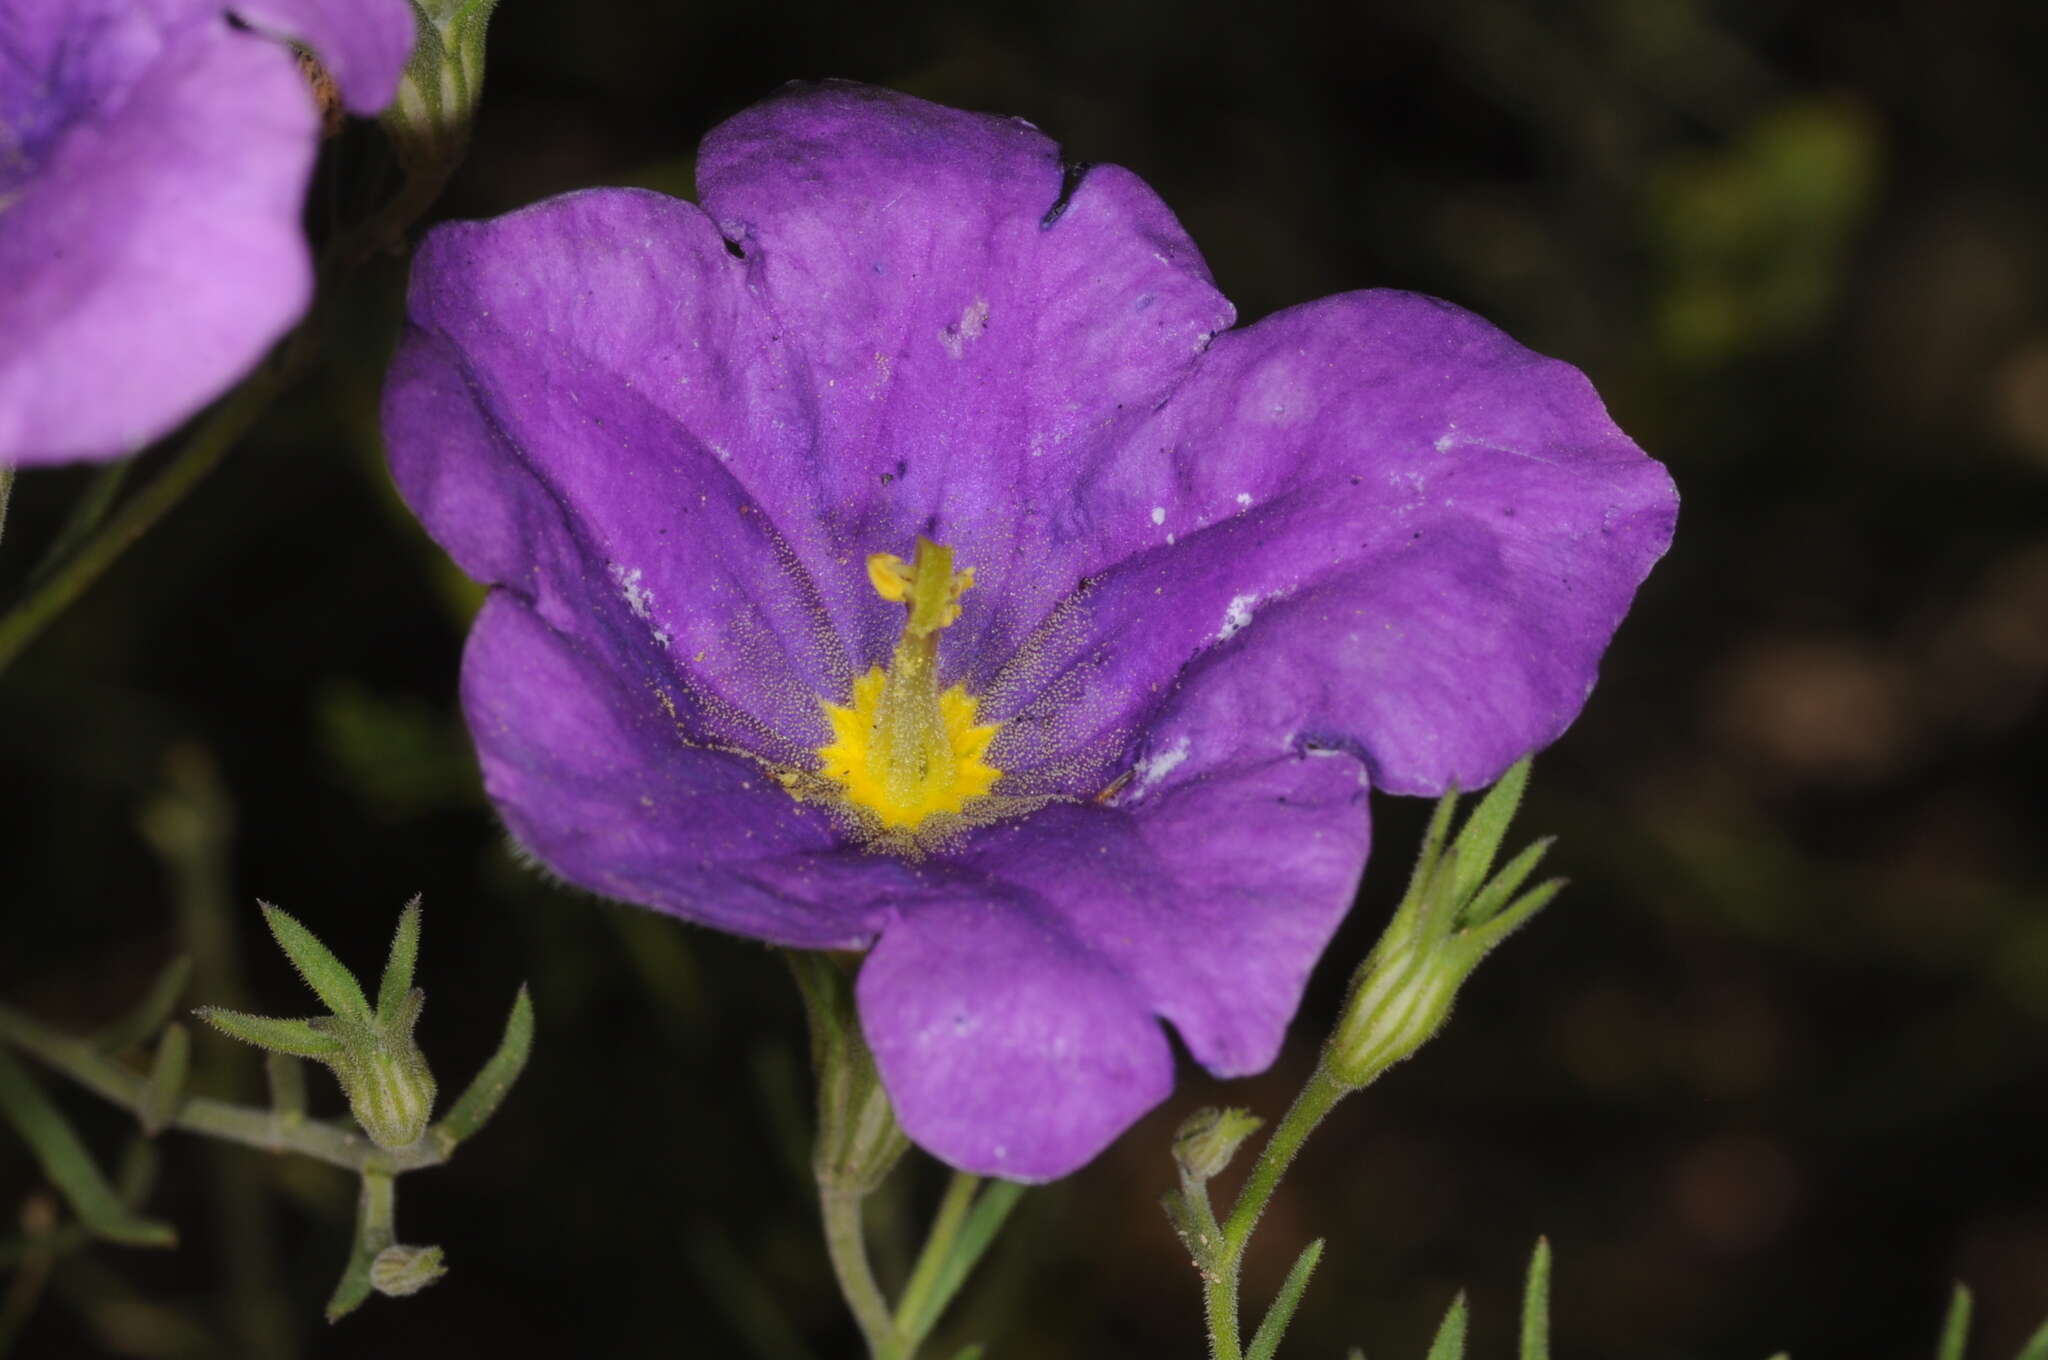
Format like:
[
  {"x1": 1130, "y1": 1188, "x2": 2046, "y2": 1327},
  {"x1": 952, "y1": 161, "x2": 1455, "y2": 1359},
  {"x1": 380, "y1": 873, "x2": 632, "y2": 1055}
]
[
  {"x1": 0, "y1": 4, "x2": 313, "y2": 464},
  {"x1": 696, "y1": 81, "x2": 1236, "y2": 675},
  {"x1": 463, "y1": 592, "x2": 900, "y2": 949},
  {"x1": 385, "y1": 189, "x2": 854, "y2": 763},
  {"x1": 865, "y1": 746, "x2": 1369, "y2": 1180},
  {"x1": 984, "y1": 290, "x2": 1678, "y2": 796},
  {"x1": 228, "y1": 0, "x2": 415, "y2": 113},
  {"x1": 0, "y1": 0, "x2": 414, "y2": 466}
]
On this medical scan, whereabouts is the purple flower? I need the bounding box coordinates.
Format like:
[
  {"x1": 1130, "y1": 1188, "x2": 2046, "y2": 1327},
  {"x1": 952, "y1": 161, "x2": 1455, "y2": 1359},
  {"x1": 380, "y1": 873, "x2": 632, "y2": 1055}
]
[
  {"x1": 0, "y1": 0, "x2": 415, "y2": 466},
  {"x1": 384, "y1": 82, "x2": 1677, "y2": 1181}
]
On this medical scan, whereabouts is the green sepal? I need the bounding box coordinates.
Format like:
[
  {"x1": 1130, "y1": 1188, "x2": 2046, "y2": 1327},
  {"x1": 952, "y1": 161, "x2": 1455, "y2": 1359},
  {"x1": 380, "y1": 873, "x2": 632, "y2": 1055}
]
[
  {"x1": 93, "y1": 955, "x2": 192, "y2": 1055},
  {"x1": 1520, "y1": 1237, "x2": 1552, "y2": 1360},
  {"x1": 194, "y1": 1007, "x2": 344, "y2": 1060},
  {"x1": 260, "y1": 902, "x2": 371, "y2": 1023},
  {"x1": 1246, "y1": 1236, "x2": 1324, "y2": 1360},
  {"x1": 370, "y1": 1243, "x2": 447, "y2": 1297},
  {"x1": 376, "y1": 896, "x2": 422, "y2": 1028},
  {"x1": 1935, "y1": 1284, "x2": 1972, "y2": 1360},
  {"x1": 1173, "y1": 1105, "x2": 1264, "y2": 1183},
  {"x1": 1425, "y1": 1291, "x2": 1469, "y2": 1360},
  {"x1": 432, "y1": 984, "x2": 532, "y2": 1154},
  {"x1": 1445, "y1": 755, "x2": 1531, "y2": 913},
  {"x1": 0, "y1": 1048, "x2": 176, "y2": 1248},
  {"x1": 1460, "y1": 836, "x2": 1554, "y2": 929}
]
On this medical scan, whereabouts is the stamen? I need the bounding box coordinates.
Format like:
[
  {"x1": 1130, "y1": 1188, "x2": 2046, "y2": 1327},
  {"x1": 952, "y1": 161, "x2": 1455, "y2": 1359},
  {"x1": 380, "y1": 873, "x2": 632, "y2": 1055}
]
[{"x1": 813, "y1": 538, "x2": 1001, "y2": 831}]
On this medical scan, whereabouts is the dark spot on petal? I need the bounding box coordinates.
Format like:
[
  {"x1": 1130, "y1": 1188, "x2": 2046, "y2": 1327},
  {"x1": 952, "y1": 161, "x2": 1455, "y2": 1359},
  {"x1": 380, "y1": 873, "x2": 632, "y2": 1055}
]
[
  {"x1": 1041, "y1": 160, "x2": 1094, "y2": 229},
  {"x1": 722, "y1": 237, "x2": 746, "y2": 259},
  {"x1": 879, "y1": 472, "x2": 894, "y2": 486},
  {"x1": 1349, "y1": 475, "x2": 1362, "y2": 486},
  {"x1": 896, "y1": 459, "x2": 909, "y2": 477}
]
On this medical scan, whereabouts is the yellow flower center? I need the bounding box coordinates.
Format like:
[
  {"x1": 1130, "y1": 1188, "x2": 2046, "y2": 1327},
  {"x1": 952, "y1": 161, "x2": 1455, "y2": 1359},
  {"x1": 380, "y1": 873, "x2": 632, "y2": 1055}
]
[{"x1": 814, "y1": 537, "x2": 1003, "y2": 830}]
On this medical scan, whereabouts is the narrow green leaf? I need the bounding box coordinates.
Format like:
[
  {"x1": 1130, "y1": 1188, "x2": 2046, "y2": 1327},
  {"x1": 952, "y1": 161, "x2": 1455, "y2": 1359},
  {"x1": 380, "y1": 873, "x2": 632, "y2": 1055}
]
[
  {"x1": 898, "y1": 1179, "x2": 1027, "y2": 1344},
  {"x1": 1447, "y1": 756, "x2": 1532, "y2": 909},
  {"x1": 1425, "y1": 1291, "x2": 1469, "y2": 1360},
  {"x1": 195, "y1": 1006, "x2": 345, "y2": 1060},
  {"x1": 138, "y1": 1023, "x2": 190, "y2": 1137},
  {"x1": 377, "y1": 897, "x2": 424, "y2": 1027},
  {"x1": 1520, "y1": 1236, "x2": 1552, "y2": 1360},
  {"x1": 1762, "y1": 1353, "x2": 1791, "y2": 1360},
  {"x1": 951, "y1": 1348, "x2": 985, "y2": 1360},
  {"x1": 1460, "y1": 836, "x2": 1554, "y2": 929},
  {"x1": 1935, "y1": 1285, "x2": 1972, "y2": 1360},
  {"x1": 326, "y1": 1173, "x2": 394, "y2": 1323},
  {"x1": 1247, "y1": 1237, "x2": 1325, "y2": 1360},
  {"x1": 261, "y1": 902, "x2": 371, "y2": 1022},
  {"x1": 93, "y1": 955, "x2": 193, "y2": 1054},
  {"x1": 0, "y1": 1049, "x2": 176, "y2": 1248},
  {"x1": 433, "y1": 984, "x2": 532, "y2": 1151},
  {"x1": 2013, "y1": 1311, "x2": 2048, "y2": 1360}
]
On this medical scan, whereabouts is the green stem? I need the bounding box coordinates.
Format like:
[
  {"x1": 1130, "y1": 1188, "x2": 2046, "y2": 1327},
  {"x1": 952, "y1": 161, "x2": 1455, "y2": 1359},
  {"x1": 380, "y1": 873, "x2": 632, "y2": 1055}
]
[
  {"x1": 893, "y1": 1170, "x2": 980, "y2": 1344},
  {"x1": 0, "y1": 1000, "x2": 441, "y2": 1176},
  {"x1": 0, "y1": 156, "x2": 450, "y2": 678},
  {"x1": 1205, "y1": 1063, "x2": 1352, "y2": 1360},
  {"x1": 0, "y1": 465, "x2": 13, "y2": 551},
  {"x1": 820, "y1": 1186, "x2": 902, "y2": 1360},
  {"x1": 0, "y1": 370, "x2": 280, "y2": 676}
]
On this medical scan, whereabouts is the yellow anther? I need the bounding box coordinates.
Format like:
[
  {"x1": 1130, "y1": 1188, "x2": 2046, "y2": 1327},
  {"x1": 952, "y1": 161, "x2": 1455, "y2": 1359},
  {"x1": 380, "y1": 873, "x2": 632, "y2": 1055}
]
[{"x1": 816, "y1": 538, "x2": 1002, "y2": 832}]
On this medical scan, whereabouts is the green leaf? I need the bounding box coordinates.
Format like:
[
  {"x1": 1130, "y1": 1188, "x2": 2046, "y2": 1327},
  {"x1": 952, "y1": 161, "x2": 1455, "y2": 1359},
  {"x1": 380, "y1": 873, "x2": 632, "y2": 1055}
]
[
  {"x1": 1935, "y1": 1285, "x2": 1972, "y2": 1360},
  {"x1": 433, "y1": 984, "x2": 532, "y2": 1152},
  {"x1": 1520, "y1": 1237, "x2": 1552, "y2": 1360},
  {"x1": 93, "y1": 955, "x2": 192, "y2": 1054},
  {"x1": 950, "y1": 1349, "x2": 986, "y2": 1360},
  {"x1": 138, "y1": 1023, "x2": 190, "y2": 1137},
  {"x1": 896, "y1": 1178, "x2": 1027, "y2": 1345},
  {"x1": 261, "y1": 902, "x2": 372, "y2": 1022},
  {"x1": 326, "y1": 1173, "x2": 393, "y2": 1323},
  {"x1": 377, "y1": 897, "x2": 423, "y2": 1028},
  {"x1": 195, "y1": 1007, "x2": 345, "y2": 1060},
  {"x1": 1425, "y1": 1291, "x2": 1469, "y2": 1360},
  {"x1": 1447, "y1": 756, "x2": 1531, "y2": 910},
  {"x1": 0, "y1": 1048, "x2": 176, "y2": 1248},
  {"x1": 1246, "y1": 1237, "x2": 1325, "y2": 1360},
  {"x1": 2013, "y1": 1310, "x2": 2048, "y2": 1360}
]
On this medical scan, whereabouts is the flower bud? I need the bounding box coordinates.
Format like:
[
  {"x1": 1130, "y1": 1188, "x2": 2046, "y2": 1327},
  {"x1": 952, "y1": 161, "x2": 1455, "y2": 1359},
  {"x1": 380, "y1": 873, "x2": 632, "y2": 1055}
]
[
  {"x1": 370, "y1": 1243, "x2": 447, "y2": 1297},
  {"x1": 1172, "y1": 1107, "x2": 1264, "y2": 1184},
  {"x1": 329, "y1": 991, "x2": 438, "y2": 1150},
  {"x1": 381, "y1": 0, "x2": 502, "y2": 179}
]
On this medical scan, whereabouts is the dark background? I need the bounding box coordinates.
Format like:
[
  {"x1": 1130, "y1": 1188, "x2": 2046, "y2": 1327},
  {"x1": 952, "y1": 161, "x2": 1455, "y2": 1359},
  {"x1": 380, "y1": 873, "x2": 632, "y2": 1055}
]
[{"x1": 4, "y1": 0, "x2": 2046, "y2": 1356}]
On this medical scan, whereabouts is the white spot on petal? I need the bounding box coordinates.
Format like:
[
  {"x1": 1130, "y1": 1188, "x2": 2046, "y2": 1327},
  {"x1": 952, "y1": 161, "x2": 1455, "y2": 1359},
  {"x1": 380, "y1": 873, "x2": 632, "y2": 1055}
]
[
  {"x1": 1218, "y1": 592, "x2": 1260, "y2": 642},
  {"x1": 610, "y1": 564, "x2": 656, "y2": 620},
  {"x1": 1150, "y1": 505, "x2": 1166, "y2": 526},
  {"x1": 1133, "y1": 736, "x2": 1190, "y2": 794},
  {"x1": 1235, "y1": 491, "x2": 1253, "y2": 510}
]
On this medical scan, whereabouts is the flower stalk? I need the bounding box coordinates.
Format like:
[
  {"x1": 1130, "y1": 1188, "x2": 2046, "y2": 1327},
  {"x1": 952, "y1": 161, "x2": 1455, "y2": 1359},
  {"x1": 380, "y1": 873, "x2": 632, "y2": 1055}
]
[{"x1": 1170, "y1": 758, "x2": 1563, "y2": 1360}]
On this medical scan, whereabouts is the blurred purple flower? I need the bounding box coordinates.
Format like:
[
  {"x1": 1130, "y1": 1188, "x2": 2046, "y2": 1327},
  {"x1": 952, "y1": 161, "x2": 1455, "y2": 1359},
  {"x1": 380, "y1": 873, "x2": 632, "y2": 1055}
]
[
  {"x1": 0, "y1": 0, "x2": 414, "y2": 466},
  {"x1": 384, "y1": 82, "x2": 1677, "y2": 1181}
]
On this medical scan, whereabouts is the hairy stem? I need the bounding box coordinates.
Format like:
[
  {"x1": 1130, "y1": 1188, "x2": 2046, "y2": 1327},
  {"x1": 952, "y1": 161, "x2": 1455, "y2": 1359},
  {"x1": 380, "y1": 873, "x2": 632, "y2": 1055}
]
[
  {"x1": 820, "y1": 1186, "x2": 901, "y2": 1360},
  {"x1": 0, "y1": 1001, "x2": 440, "y2": 1177},
  {"x1": 1204, "y1": 1064, "x2": 1351, "y2": 1360}
]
